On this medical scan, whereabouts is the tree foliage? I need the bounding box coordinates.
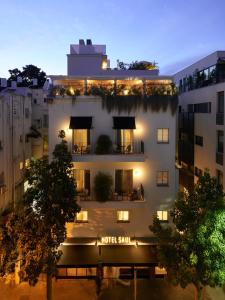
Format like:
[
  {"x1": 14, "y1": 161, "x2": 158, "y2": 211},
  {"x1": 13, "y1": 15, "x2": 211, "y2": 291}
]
[
  {"x1": 8, "y1": 64, "x2": 46, "y2": 87},
  {"x1": 150, "y1": 174, "x2": 225, "y2": 300},
  {"x1": 0, "y1": 134, "x2": 80, "y2": 298}
]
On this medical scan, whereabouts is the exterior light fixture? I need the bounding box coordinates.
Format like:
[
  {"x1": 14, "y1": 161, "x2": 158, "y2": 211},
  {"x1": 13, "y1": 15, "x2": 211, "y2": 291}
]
[{"x1": 134, "y1": 169, "x2": 141, "y2": 177}]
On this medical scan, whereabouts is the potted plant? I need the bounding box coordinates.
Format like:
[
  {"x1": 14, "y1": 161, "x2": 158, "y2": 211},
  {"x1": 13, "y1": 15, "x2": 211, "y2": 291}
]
[
  {"x1": 95, "y1": 135, "x2": 112, "y2": 154},
  {"x1": 94, "y1": 172, "x2": 113, "y2": 202}
]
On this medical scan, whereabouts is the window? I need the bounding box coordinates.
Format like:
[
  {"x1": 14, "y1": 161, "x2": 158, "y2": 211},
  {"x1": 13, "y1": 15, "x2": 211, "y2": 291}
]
[
  {"x1": 43, "y1": 114, "x2": 49, "y2": 128},
  {"x1": 157, "y1": 129, "x2": 169, "y2": 143},
  {"x1": 76, "y1": 211, "x2": 88, "y2": 222},
  {"x1": 217, "y1": 130, "x2": 224, "y2": 153},
  {"x1": 195, "y1": 167, "x2": 203, "y2": 177},
  {"x1": 157, "y1": 211, "x2": 168, "y2": 221},
  {"x1": 117, "y1": 210, "x2": 129, "y2": 222},
  {"x1": 195, "y1": 135, "x2": 203, "y2": 146},
  {"x1": 217, "y1": 92, "x2": 224, "y2": 113},
  {"x1": 34, "y1": 119, "x2": 42, "y2": 129},
  {"x1": 216, "y1": 169, "x2": 223, "y2": 187},
  {"x1": 43, "y1": 135, "x2": 48, "y2": 154},
  {"x1": 155, "y1": 267, "x2": 167, "y2": 276},
  {"x1": 73, "y1": 129, "x2": 90, "y2": 153},
  {"x1": 25, "y1": 159, "x2": 30, "y2": 168},
  {"x1": 194, "y1": 102, "x2": 211, "y2": 113},
  {"x1": 19, "y1": 161, "x2": 23, "y2": 170},
  {"x1": 74, "y1": 169, "x2": 90, "y2": 197},
  {"x1": 115, "y1": 170, "x2": 133, "y2": 193},
  {"x1": 116, "y1": 129, "x2": 134, "y2": 153},
  {"x1": 25, "y1": 108, "x2": 29, "y2": 118},
  {"x1": 157, "y1": 171, "x2": 169, "y2": 186}
]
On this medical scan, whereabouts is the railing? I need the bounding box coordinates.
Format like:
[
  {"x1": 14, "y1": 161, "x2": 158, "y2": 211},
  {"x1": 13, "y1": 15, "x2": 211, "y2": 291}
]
[
  {"x1": 216, "y1": 152, "x2": 223, "y2": 165},
  {"x1": 216, "y1": 113, "x2": 224, "y2": 125},
  {"x1": 76, "y1": 188, "x2": 144, "y2": 202},
  {"x1": 72, "y1": 141, "x2": 144, "y2": 155}
]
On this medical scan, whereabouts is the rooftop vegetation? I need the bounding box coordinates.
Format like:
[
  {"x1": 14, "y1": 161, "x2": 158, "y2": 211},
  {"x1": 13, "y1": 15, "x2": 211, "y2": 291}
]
[{"x1": 48, "y1": 82, "x2": 178, "y2": 115}]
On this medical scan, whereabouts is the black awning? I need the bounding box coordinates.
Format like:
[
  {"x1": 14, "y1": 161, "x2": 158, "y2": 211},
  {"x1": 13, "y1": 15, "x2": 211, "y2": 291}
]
[
  {"x1": 58, "y1": 245, "x2": 99, "y2": 267},
  {"x1": 69, "y1": 117, "x2": 92, "y2": 129},
  {"x1": 113, "y1": 117, "x2": 136, "y2": 129},
  {"x1": 58, "y1": 245, "x2": 157, "y2": 267}
]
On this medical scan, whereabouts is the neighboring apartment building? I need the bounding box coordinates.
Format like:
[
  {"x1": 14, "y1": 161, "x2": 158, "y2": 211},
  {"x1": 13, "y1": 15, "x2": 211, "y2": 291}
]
[
  {"x1": 48, "y1": 39, "x2": 178, "y2": 279},
  {"x1": 0, "y1": 82, "x2": 48, "y2": 211},
  {"x1": 0, "y1": 86, "x2": 32, "y2": 210},
  {"x1": 174, "y1": 51, "x2": 225, "y2": 190}
]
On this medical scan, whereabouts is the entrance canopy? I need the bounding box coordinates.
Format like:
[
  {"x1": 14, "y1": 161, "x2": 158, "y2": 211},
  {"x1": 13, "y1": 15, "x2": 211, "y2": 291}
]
[{"x1": 58, "y1": 244, "x2": 157, "y2": 267}]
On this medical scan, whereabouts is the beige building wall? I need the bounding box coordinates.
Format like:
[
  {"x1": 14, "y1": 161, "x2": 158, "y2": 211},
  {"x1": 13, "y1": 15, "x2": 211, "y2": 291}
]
[{"x1": 0, "y1": 89, "x2": 32, "y2": 210}]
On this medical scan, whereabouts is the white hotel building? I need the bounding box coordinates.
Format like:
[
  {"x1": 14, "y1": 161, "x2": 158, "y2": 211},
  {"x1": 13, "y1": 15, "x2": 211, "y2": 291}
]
[{"x1": 47, "y1": 39, "x2": 178, "y2": 279}]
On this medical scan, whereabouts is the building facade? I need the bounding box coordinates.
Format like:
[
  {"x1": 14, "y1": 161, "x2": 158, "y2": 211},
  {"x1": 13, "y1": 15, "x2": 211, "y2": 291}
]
[
  {"x1": 0, "y1": 83, "x2": 48, "y2": 211},
  {"x1": 174, "y1": 51, "x2": 225, "y2": 190},
  {"x1": 48, "y1": 39, "x2": 178, "y2": 279},
  {"x1": 0, "y1": 87, "x2": 32, "y2": 210}
]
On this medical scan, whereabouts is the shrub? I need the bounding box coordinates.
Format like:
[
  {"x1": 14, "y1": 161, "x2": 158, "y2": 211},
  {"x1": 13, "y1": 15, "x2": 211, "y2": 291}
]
[
  {"x1": 94, "y1": 172, "x2": 113, "y2": 202},
  {"x1": 95, "y1": 135, "x2": 112, "y2": 154}
]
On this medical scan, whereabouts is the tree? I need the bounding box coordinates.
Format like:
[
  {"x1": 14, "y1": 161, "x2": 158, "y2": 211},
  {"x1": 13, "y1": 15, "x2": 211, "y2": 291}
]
[
  {"x1": 8, "y1": 64, "x2": 46, "y2": 87},
  {"x1": 0, "y1": 132, "x2": 80, "y2": 300},
  {"x1": 150, "y1": 174, "x2": 225, "y2": 300}
]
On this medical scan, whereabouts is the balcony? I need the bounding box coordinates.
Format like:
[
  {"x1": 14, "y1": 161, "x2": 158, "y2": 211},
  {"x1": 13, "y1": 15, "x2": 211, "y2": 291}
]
[
  {"x1": 216, "y1": 113, "x2": 224, "y2": 125},
  {"x1": 72, "y1": 141, "x2": 145, "y2": 162},
  {"x1": 216, "y1": 152, "x2": 223, "y2": 165},
  {"x1": 76, "y1": 188, "x2": 144, "y2": 202}
]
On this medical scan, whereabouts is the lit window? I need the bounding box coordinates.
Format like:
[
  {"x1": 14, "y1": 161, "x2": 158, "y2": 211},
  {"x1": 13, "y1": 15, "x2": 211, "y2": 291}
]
[
  {"x1": 25, "y1": 159, "x2": 30, "y2": 168},
  {"x1": 24, "y1": 180, "x2": 29, "y2": 192},
  {"x1": 155, "y1": 266, "x2": 167, "y2": 275},
  {"x1": 157, "y1": 171, "x2": 169, "y2": 186},
  {"x1": 157, "y1": 128, "x2": 169, "y2": 143},
  {"x1": 157, "y1": 211, "x2": 168, "y2": 221},
  {"x1": 76, "y1": 211, "x2": 88, "y2": 222},
  {"x1": 117, "y1": 210, "x2": 129, "y2": 222},
  {"x1": 102, "y1": 60, "x2": 108, "y2": 70},
  {"x1": 19, "y1": 161, "x2": 23, "y2": 170}
]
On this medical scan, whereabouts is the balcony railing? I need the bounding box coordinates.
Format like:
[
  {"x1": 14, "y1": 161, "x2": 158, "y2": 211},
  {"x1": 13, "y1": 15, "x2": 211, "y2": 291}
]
[
  {"x1": 216, "y1": 113, "x2": 224, "y2": 125},
  {"x1": 72, "y1": 141, "x2": 144, "y2": 155},
  {"x1": 216, "y1": 152, "x2": 223, "y2": 165},
  {"x1": 76, "y1": 188, "x2": 144, "y2": 202}
]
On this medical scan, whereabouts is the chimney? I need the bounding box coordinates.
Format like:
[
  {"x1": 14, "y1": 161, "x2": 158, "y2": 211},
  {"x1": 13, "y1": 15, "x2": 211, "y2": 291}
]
[
  {"x1": 79, "y1": 39, "x2": 85, "y2": 45},
  {"x1": 86, "y1": 39, "x2": 92, "y2": 45}
]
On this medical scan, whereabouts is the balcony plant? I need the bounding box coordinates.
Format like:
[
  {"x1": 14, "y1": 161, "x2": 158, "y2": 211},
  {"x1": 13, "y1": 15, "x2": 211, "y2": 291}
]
[
  {"x1": 95, "y1": 134, "x2": 113, "y2": 154},
  {"x1": 94, "y1": 172, "x2": 113, "y2": 202}
]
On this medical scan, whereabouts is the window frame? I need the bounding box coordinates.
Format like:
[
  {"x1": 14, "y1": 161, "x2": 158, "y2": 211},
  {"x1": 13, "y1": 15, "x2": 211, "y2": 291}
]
[
  {"x1": 117, "y1": 210, "x2": 130, "y2": 223},
  {"x1": 156, "y1": 171, "x2": 169, "y2": 187},
  {"x1": 76, "y1": 210, "x2": 88, "y2": 223},
  {"x1": 156, "y1": 210, "x2": 168, "y2": 222},
  {"x1": 157, "y1": 128, "x2": 169, "y2": 144}
]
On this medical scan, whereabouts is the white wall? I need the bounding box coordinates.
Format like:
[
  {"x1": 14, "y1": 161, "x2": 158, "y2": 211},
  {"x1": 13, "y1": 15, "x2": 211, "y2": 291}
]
[{"x1": 48, "y1": 95, "x2": 178, "y2": 238}]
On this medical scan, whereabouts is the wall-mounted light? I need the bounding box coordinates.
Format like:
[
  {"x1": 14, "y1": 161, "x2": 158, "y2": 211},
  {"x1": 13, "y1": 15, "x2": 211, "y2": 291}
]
[{"x1": 134, "y1": 169, "x2": 141, "y2": 177}]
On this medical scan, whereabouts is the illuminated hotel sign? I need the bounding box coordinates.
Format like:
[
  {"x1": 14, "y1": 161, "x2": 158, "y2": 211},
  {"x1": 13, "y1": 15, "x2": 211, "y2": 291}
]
[{"x1": 100, "y1": 236, "x2": 131, "y2": 245}]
